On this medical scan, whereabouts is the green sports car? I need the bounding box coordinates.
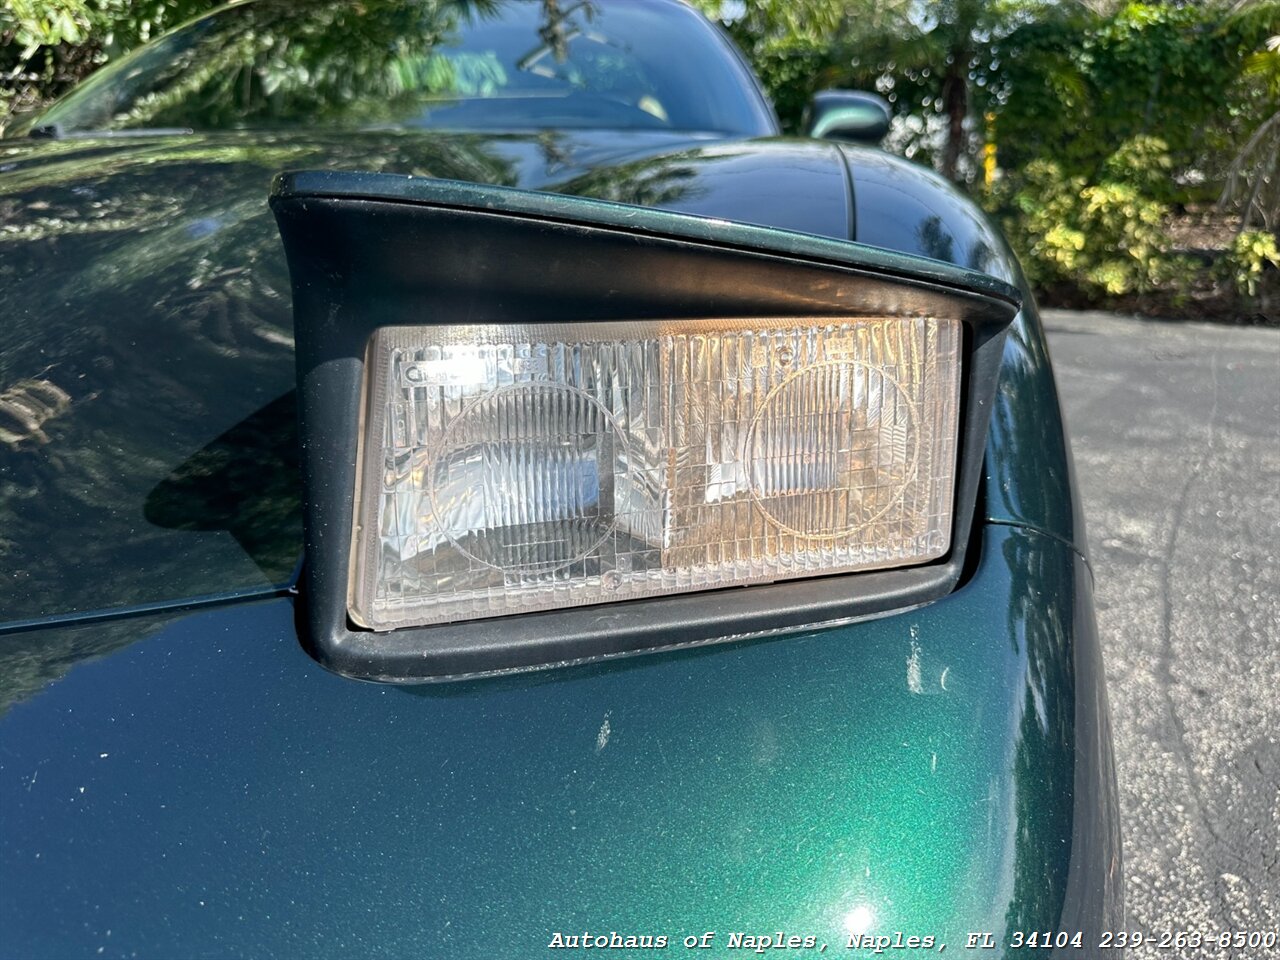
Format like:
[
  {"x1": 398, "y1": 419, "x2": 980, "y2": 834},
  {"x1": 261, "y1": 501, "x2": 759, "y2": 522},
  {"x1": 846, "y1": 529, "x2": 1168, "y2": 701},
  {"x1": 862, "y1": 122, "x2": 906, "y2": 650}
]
[{"x1": 0, "y1": 1, "x2": 1121, "y2": 955}]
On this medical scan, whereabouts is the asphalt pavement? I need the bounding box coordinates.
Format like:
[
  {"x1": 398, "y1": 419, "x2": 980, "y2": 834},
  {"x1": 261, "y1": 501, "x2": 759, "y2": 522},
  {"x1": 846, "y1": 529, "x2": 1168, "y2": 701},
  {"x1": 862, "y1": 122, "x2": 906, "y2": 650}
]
[{"x1": 1043, "y1": 310, "x2": 1280, "y2": 955}]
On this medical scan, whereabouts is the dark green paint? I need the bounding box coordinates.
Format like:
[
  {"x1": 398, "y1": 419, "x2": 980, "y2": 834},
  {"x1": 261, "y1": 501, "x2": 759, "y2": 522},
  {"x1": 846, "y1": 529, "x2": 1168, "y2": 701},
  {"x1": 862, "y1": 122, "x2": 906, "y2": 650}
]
[{"x1": 0, "y1": 524, "x2": 1119, "y2": 957}]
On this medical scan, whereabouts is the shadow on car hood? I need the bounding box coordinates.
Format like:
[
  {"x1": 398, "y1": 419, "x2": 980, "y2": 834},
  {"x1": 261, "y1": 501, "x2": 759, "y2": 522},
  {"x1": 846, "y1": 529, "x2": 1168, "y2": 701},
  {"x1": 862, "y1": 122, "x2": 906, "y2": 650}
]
[{"x1": 0, "y1": 128, "x2": 852, "y2": 632}]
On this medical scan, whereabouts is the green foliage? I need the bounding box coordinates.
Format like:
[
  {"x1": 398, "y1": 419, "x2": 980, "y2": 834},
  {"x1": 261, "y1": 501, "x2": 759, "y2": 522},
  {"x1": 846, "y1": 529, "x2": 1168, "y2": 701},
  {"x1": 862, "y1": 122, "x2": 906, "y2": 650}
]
[
  {"x1": 83, "y1": 1, "x2": 227, "y2": 55},
  {"x1": 1, "y1": 1, "x2": 91, "y2": 118},
  {"x1": 704, "y1": 0, "x2": 1277, "y2": 313},
  {"x1": 1, "y1": 1, "x2": 89, "y2": 52},
  {"x1": 1, "y1": 1, "x2": 227, "y2": 124},
  {"x1": 691, "y1": 0, "x2": 852, "y2": 132},
  {"x1": 1221, "y1": 230, "x2": 1280, "y2": 296},
  {"x1": 1101, "y1": 134, "x2": 1176, "y2": 203},
  {"x1": 995, "y1": 2, "x2": 1249, "y2": 182},
  {"x1": 1219, "y1": 5, "x2": 1280, "y2": 232},
  {"x1": 996, "y1": 137, "x2": 1180, "y2": 298}
]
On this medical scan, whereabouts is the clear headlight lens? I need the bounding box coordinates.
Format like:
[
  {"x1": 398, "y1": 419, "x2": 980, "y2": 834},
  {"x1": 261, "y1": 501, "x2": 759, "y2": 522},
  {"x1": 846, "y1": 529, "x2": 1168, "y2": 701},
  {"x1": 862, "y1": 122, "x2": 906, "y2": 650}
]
[{"x1": 350, "y1": 318, "x2": 961, "y2": 630}]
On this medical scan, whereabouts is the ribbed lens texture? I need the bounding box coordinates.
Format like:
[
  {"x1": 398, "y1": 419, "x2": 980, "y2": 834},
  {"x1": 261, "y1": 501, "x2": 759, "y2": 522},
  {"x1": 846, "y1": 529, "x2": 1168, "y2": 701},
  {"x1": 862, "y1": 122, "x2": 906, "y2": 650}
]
[{"x1": 352, "y1": 318, "x2": 960, "y2": 629}]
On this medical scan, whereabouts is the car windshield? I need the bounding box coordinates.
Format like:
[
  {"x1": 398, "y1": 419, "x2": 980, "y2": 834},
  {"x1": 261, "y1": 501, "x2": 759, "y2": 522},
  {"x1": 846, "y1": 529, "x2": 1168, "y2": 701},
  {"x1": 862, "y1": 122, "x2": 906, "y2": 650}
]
[{"x1": 20, "y1": 0, "x2": 775, "y2": 138}]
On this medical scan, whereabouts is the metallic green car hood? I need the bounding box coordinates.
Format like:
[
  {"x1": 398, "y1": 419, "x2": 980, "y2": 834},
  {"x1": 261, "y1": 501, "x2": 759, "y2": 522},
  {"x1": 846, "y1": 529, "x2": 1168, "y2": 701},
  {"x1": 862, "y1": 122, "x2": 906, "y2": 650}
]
[{"x1": 0, "y1": 523, "x2": 1118, "y2": 956}]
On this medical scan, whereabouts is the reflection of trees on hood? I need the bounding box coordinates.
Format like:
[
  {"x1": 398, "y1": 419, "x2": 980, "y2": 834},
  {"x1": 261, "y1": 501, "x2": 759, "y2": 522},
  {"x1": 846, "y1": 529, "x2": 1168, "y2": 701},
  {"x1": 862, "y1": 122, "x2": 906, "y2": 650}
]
[
  {"x1": 95, "y1": 1, "x2": 506, "y2": 132},
  {"x1": 555, "y1": 149, "x2": 705, "y2": 208},
  {"x1": 62, "y1": 0, "x2": 610, "y2": 134},
  {"x1": 916, "y1": 215, "x2": 955, "y2": 265},
  {"x1": 0, "y1": 615, "x2": 178, "y2": 718},
  {"x1": 0, "y1": 133, "x2": 519, "y2": 633}
]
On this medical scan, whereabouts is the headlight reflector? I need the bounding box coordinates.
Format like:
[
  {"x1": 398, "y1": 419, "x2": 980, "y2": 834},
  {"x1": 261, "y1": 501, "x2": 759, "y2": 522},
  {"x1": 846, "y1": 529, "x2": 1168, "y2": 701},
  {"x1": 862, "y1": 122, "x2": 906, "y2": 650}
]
[{"x1": 350, "y1": 317, "x2": 960, "y2": 630}]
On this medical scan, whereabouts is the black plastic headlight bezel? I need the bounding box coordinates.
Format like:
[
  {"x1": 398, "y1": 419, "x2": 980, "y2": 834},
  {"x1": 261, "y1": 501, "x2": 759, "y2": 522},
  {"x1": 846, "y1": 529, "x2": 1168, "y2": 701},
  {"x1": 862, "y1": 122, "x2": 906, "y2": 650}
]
[{"x1": 270, "y1": 171, "x2": 1019, "y2": 682}]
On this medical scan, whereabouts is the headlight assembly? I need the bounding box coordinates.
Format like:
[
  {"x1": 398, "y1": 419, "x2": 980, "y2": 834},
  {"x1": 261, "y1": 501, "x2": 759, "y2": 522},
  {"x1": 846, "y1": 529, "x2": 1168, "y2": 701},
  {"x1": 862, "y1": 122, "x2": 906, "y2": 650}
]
[
  {"x1": 354, "y1": 317, "x2": 961, "y2": 631},
  {"x1": 271, "y1": 173, "x2": 1018, "y2": 680}
]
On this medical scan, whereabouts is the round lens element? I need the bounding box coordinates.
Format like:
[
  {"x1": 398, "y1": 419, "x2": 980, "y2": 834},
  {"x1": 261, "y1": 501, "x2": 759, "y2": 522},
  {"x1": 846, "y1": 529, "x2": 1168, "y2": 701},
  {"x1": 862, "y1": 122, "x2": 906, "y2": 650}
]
[
  {"x1": 428, "y1": 382, "x2": 627, "y2": 574},
  {"x1": 746, "y1": 360, "x2": 919, "y2": 539}
]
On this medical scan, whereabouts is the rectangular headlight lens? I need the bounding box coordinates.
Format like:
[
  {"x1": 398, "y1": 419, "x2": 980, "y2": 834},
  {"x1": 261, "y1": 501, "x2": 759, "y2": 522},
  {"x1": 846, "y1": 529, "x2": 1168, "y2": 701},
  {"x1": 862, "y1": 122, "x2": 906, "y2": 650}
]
[{"x1": 350, "y1": 318, "x2": 960, "y2": 630}]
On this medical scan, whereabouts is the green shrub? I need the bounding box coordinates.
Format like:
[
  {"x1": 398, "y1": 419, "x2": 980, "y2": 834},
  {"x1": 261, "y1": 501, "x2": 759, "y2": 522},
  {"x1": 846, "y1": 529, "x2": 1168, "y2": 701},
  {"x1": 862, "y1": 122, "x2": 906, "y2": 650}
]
[
  {"x1": 1, "y1": 1, "x2": 225, "y2": 126},
  {"x1": 1222, "y1": 230, "x2": 1280, "y2": 298},
  {"x1": 0, "y1": 1, "x2": 88, "y2": 51},
  {"x1": 995, "y1": 136, "x2": 1182, "y2": 298},
  {"x1": 0, "y1": 2, "x2": 91, "y2": 118}
]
